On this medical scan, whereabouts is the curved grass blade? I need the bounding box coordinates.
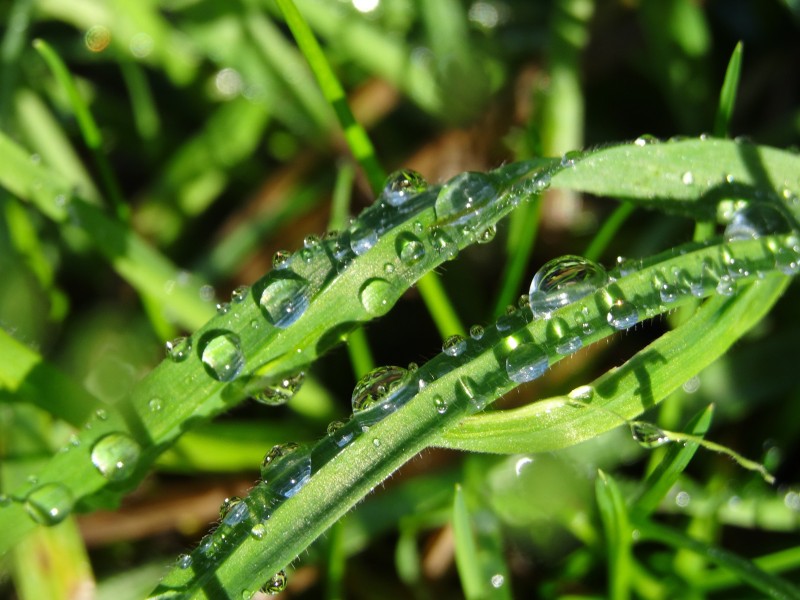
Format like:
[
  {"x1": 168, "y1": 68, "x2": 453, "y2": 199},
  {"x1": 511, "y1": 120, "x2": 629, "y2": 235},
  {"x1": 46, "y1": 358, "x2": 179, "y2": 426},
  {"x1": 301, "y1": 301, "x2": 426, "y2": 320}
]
[
  {"x1": 596, "y1": 470, "x2": 631, "y2": 600},
  {"x1": 714, "y1": 42, "x2": 743, "y2": 138},
  {"x1": 453, "y1": 484, "x2": 485, "y2": 600},
  {"x1": 150, "y1": 231, "x2": 798, "y2": 598}
]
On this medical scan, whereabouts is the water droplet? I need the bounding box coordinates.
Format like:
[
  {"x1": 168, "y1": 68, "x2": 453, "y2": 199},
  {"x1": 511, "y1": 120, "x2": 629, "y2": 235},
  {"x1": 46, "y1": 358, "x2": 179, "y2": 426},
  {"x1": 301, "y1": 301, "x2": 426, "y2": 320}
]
[
  {"x1": 216, "y1": 302, "x2": 231, "y2": 315},
  {"x1": 469, "y1": 324, "x2": 484, "y2": 340},
  {"x1": 326, "y1": 420, "x2": 355, "y2": 447},
  {"x1": 166, "y1": 337, "x2": 192, "y2": 362},
  {"x1": 606, "y1": 300, "x2": 638, "y2": 330},
  {"x1": 442, "y1": 334, "x2": 467, "y2": 357},
  {"x1": 261, "y1": 443, "x2": 311, "y2": 498},
  {"x1": 303, "y1": 234, "x2": 320, "y2": 248},
  {"x1": 380, "y1": 169, "x2": 428, "y2": 207},
  {"x1": 253, "y1": 372, "x2": 305, "y2": 406},
  {"x1": 724, "y1": 203, "x2": 791, "y2": 242},
  {"x1": 24, "y1": 483, "x2": 74, "y2": 525},
  {"x1": 546, "y1": 318, "x2": 582, "y2": 355},
  {"x1": 272, "y1": 250, "x2": 292, "y2": 269},
  {"x1": 90, "y1": 432, "x2": 142, "y2": 481},
  {"x1": 231, "y1": 285, "x2": 249, "y2": 303},
  {"x1": 260, "y1": 570, "x2": 287, "y2": 595},
  {"x1": 95, "y1": 408, "x2": 108, "y2": 421},
  {"x1": 477, "y1": 225, "x2": 497, "y2": 244},
  {"x1": 257, "y1": 272, "x2": 310, "y2": 328},
  {"x1": 567, "y1": 385, "x2": 594, "y2": 407},
  {"x1": 220, "y1": 497, "x2": 250, "y2": 526},
  {"x1": 200, "y1": 331, "x2": 245, "y2": 382},
  {"x1": 634, "y1": 134, "x2": 659, "y2": 147},
  {"x1": 147, "y1": 397, "x2": 163, "y2": 412},
  {"x1": 350, "y1": 221, "x2": 378, "y2": 255},
  {"x1": 768, "y1": 234, "x2": 800, "y2": 275},
  {"x1": 652, "y1": 272, "x2": 677, "y2": 303},
  {"x1": 716, "y1": 274, "x2": 736, "y2": 296},
  {"x1": 251, "y1": 523, "x2": 266, "y2": 539},
  {"x1": 434, "y1": 172, "x2": 497, "y2": 225},
  {"x1": 560, "y1": 150, "x2": 583, "y2": 167},
  {"x1": 352, "y1": 366, "x2": 408, "y2": 412},
  {"x1": 434, "y1": 396, "x2": 448, "y2": 414},
  {"x1": 177, "y1": 554, "x2": 192, "y2": 569},
  {"x1": 359, "y1": 278, "x2": 392, "y2": 316},
  {"x1": 631, "y1": 422, "x2": 670, "y2": 448},
  {"x1": 491, "y1": 574, "x2": 505, "y2": 588},
  {"x1": 505, "y1": 341, "x2": 548, "y2": 384},
  {"x1": 383, "y1": 262, "x2": 395, "y2": 274},
  {"x1": 681, "y1": 171, "x2": 694, "y2": 185},
  {"x1": 429, "y1": 228, "x2": 458, "y2": 260},
  {"x1": 529, "y1": 255, "x2": 608, "y2": 318},
  {"x1": 372, "y1": 438, "x2": 381, "y2": 447},
  {"x1": 396, "y1": 232, "x2": 426, "y2": 266}
]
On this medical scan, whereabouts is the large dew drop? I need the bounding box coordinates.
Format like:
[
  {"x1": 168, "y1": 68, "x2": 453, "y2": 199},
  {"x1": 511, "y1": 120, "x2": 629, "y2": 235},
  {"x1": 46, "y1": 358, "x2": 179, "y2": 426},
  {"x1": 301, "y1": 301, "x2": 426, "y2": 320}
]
[
  {"x1": 396, "y1": 232, "x2": 426, "y2": 266},
  {"x1": 253, "y1": 372, "x2": 305, "y2": 406},
  {"x1": 257, "y1": 272, "x2": 310, "y2": 328},
  {"x1": 434, "y1": 172, "x2": 497, "y2": 225},
  {"x1": 351, "y1": 365, "x2": 408, "y2": 413},
  {"x1": 359, "y1": 278, "x2": 392, "y2": 316},
  {"x1": 529, "y1": 255, "x2": 608, "y2": 319},
  {"x1": 350, "y1": 221, "x2": 379, "y2": 256},
  {"x1": 200, "y1": 331, "x2": 245, "y2": 382},
  {"x1": 723, "y1": 203, "x2": 791, "y2": 242},
  {"x1": 380, "y1": 169, "x2": 428, "y2": 207},
  {"x1": 505, "y1": 340, "x2": 548, "y2": 384},
  {"x1": 260, "y1": 443, "x2": 311, "y2": 498},
  {"x1": 24, "y1": 483, "x2": 74, "y2": 526},
  {"x1": 90, "y1": 432, "x2": 142, "y2": 481}
]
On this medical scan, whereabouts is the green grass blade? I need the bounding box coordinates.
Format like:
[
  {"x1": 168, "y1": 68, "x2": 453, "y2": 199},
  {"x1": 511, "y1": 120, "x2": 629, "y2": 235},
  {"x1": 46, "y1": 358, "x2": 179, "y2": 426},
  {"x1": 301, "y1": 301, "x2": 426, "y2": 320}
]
[
  {"x1": 274, "y1": 0, "x2": 386, "y2": 194},
  {"x1": 595, "y1": 470, "x2": 631, "y2": 600},
  {"x1": 698, "y1": 546, "x2": 800, "y2": 593},
  {"x1": 417, "y1": 272, "x2": 467, "y2": 338},
  {"x1": 583, "y1": 202, "x2": 636, "y2": 262},
  {"x1": 452, "y1": 484, "x2": 485, "y2": 600},
  {"x1": 714, "y1": 42, "x2": 743, "y2": 138},
  {"x1": 636, "y1": 520, "x2": 800, "y2": 599}
]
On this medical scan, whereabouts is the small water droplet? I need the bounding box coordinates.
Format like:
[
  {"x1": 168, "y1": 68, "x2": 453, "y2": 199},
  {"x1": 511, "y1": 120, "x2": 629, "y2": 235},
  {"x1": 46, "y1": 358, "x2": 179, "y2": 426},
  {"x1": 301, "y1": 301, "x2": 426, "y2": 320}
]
[
  {"x1": 303, "y1": 234, "x2": 320, "y2": 248},
  {"x1": 429, "y1": 228, "x2": 458, "y2": 260},
  {"x1": 652, "y1": 272, "x2": 677, "y2": 303},
  {"x1": 177, "y1": 554, "x2": 193, "y2": 569},
  {"x1": 634, "y1": 134, "x2": 659, "y2": 147},
  {"x1": 567, "y1": 385, "x2": 594, "y2": 407},
  {"x1": 606, "y1": 300, "x2": 638, "y2": 330},
  {"x1": 90, "y1": 432, "x2": 142, "y2": 481},
  {"x1": 253, "y1": 372, "x2": 305, "y2": 406},
  {"x1": 359, "y1": 278, "x2": 392, "y2": 316},
  {"x1": 350, "y1": 221, "x2": 378, "y2": 255},
  {"x1": 251, "y1": 523, "x2": 266, "y2": 539},
  {"x1": 434, "y1": 396, "x2": 448, "y2": 414},
  {"x1": 434, "y1": 172, "x2": 497, "y2": 225},
  {"x1": 560, "y1": 150, "x2": 583, "y2": 167},
  {"x1": 24, "y1": 483, "x2": 74, "y2": 525},
  {"x1": 260, "y1": 443, "x2": 311, "y2": 498},
  {"x1": 716, "y1": 274, "x2": 736, "y2": 296},
  {"x1": 200, "y1": 331, "x2": 245, "y2": 382},
  {"x1": 724, "y1": 203, "x2": 791, "y2": 242},
  {"x1": 272, "y1": 250, "x2": 292, "y2": 269},
  {"x1": 231, "y1": 285, "x2": 249, "y2": 303},
  {"x1": 546, "y1": 318, "x2": 582, "y2": 355},
  {"x1": 216, "y1": 302, "x2": 231, "y2": 315},
  {"x1": 165, "y1": 336, "x2": 192, "y2": 362},
  {"x1": 260, "y1": 570, "x2": 287, "y2": 595},
  {"x1": 442, "y1": 334, "x2": 467, "y2": 357},
  {"x1": 477, "y1": 225, "x2": 497, "y2": 244},
  {"x1": 631, "y1": 421, "x2": 670, "y2": 448},
  {"x1": 326, "y1": 420, "x2": 355, "y2": 447},
  {"x1": 681, "y1": 171, "x2": 694, "y2": 185},
  {"x1": 352, "y1": 366, "x2": 408, "y2": 412},
  {"x1": 148, "y1": 398, "x2": 163, "y2": 412},
  {"x1": 257, "y1": 273, "x2": 310, "y2": 328},
  {"x1": 95, "y1": 408, "x2": 108, "y2": 421},
  {"x1": 396, "y1": 232, "x2": 426, "y2": 266},
  {"x1": 372, "y1": 438, "x2": 381, "y2": 447},
  {"x1": 383, "y1": 262, "x2": 395, "y2": 274},
  {"x1": 768, "y1": 234, "x2": 800, "y2": 275},
  {"x1": 491, "y1": 574, "x2": 505, "y2": 588},
  {"x1": 220, "y1": 497, "x2": 250, "y2": 526},
  {"x1": 469, "y1": 324, "x2": 484, "y2": 340},
  {"x1": 529, "y1": 255, "x2": 608, "y2": 318},
  {"x1": 505, "y1": 341, "x2": 548, "y2": 384},
  {"x1": 380, "y1": 169, "x2": 428, "y2": 207}
]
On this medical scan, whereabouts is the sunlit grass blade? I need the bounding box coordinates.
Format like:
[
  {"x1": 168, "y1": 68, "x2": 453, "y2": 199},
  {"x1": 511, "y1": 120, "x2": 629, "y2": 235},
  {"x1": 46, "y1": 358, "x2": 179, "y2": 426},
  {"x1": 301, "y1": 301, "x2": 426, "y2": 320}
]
[
  {"x1": 636, "y1": 520, "x2": 800, "y2": 599},
  {"x1": 714, "y1": 42, "x2": 743, "y2": 138},
  {"x1": 595, "y1": 470, "x2": 631, "y2": 600},
  {"x1": 453, "y1": 484, "x2": 485, "y2": 599},
  {"x1": 583, "y1": 203, "x2": 636, "y2": 262}
]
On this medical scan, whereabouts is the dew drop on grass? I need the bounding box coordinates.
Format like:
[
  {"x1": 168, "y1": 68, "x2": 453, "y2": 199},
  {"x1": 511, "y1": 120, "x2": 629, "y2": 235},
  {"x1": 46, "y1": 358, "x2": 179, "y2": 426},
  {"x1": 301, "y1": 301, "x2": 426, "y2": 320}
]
[
  {"x1": 434, "y1": 172, "x2": 497, "y2": 225},
  {"x1": 272, "y1": 250, "x2": 292, "y2": 269},
  {"x1": 529, "y1": 255, "x2": 608, "y2": 319},
  {"x1": 260, "y1": 443, "x2": 311, "y2": 498},
  {"x1": 91, "y1": 432, "x2": 142, "y2": 481},
  {"x1": 429, "y1": 227, "x2": 458, "y2": 260},
  {"x1": 165, "y1": 336, "x2": 191, "y2": 362},
  {"x1": 630, "y1": 421, "x2": 670, "y2": 448},
  {"x1": 681, "y1": 171, "x2": 694, "y2": 185},
  {"x1": 477, "y1": 224, "x2": 496, "y2": 244},
  {"x1": 220, "y1": 497, "x2": 250, "y2": 526},
  {"x1": 216, "y1": 302, "x2": 230, "y2": 315},
  {"x1": 442, "y1": 334, "x2": 467, "y2": 357},
  {"x1": 546, "y1": 317, "x2": 582, "y2": 355},
  {"x1": 716, "y1": 274, "x2": 736, "y2": 296},
  {"x1": 252, "y1": 372, "x2": 305, "y2": 406},
  {"x1": 256, "y1": 272, "x2": 310, "y2": 328},
  {"x1": 606, "y1": 300, "x2": 638, "y2": 330},
  {"x1": 359, "y1": 278, "x2": 392, "y2": 316},
  {"x1": 768, "y1": 234, "x2": 800, "y2": 275},
  {"x1": 469, "y1": 324, "x2": 484, "y2": 340},
  {"x1": 652, "y1": 272, "x2": 677, "y2": 303},
  {"x1": 24, "y1": 483, "x2": 74, "y2": 525},
  {"x1": 250, "y1": 523, "x2": 266, "y2": 539},
  {"x1": 148, "y1": 398, "x2": 162, "y2": 412},
  {"x1": 723, "y1": 203, "x2": 791, "y2": 241},
  {"x1": 177, "y1": 554, "x2": 192, "y2": 569},
  {"x1": 351, "y1": 366, "x2": 408, "y2": 413},
  {"x1": 350, "y1": 221, "x2": 378, "y2": 255},
  {"x1": 380, "y1": 169, "x2": 428, "y2": 207},
  {"x1": 260, "y1": 569, "x2": 287, "y2": 595},
  {"x1": 505, "y1": 340, "x2": 548, "y2": 384},
  {"x1": 200, "y1": 331, "x2": 245, "y2": 382},
  {"x1": 634, "y1": 134, "x2": 659, "y2": 146},
  {"x1": 567, "y1": 385, "x2": 594, "y2": 407},
  {"x1": 231, "y1": 285, "x2": 249, "y2": 303},
  {"x1": 327, "y1": 419, "x2": 355, "y2": 447},
  {"x1": 434, "y1": 396, "x2": 448, "y2": 414},
  {"x1": 303, "y1": 234, "x2": 320, "y2": 248},
  {"x1": 396, "y1": 232, "x2": 426, "y2": 266},
  {"x1": 491, "y1": 574, "x2": 505, "y2": 588}
]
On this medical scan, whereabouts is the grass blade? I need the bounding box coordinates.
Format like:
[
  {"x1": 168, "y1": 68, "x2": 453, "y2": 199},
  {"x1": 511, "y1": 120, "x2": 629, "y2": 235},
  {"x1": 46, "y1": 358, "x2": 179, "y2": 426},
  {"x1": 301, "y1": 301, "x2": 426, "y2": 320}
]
[
  {"x1": 714, "y1": 42, "x2": 744, "y2": 138},
  {"x1": 596, "y1": 470, "x2": 631, "y2": 600},
  {"x1": 452, "y1": 484, "x2": 485, "y2": 599}
]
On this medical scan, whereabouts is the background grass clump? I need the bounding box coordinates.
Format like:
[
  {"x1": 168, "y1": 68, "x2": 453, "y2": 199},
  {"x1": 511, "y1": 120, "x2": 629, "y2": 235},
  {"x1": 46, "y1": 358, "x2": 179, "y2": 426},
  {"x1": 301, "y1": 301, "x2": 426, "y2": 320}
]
[{"x1": 1, "y1": 1, "x2": 800, "y2": 599}]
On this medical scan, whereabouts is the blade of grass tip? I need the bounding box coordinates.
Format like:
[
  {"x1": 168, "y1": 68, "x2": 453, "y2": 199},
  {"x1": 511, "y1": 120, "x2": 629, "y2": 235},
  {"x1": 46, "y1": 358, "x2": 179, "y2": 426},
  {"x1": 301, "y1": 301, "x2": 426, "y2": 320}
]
[
  {"x1": 699, "y1": 546, "x2": 800, "y2": 593},
  {"x1": 273, "y1": 0, "x2": 385, "y2": 194},
  {"x1": 0, "y1": 0, "x2": 34, "y2": 126},
  {"x1": 630, "y1": 405, "x2": 713, "y2": 517},
  {"x1": 453, "y1": 484, "x2": 486, "y2": 600},
  {"x1": 119, "y1": 61, "x2": 160, "y2": 141},
  {"x1": 583, "y1": 202, "x2": 636, "y2": 262},
  {"x1": 636, "y1": 520, "x2": 800, "y2": 600},
  {"x1": 596, "y1": 470, "x2": 632, "y2": 600},
  {"x1": 714, "y1": 41, "x2": 743, "y2": 138},
  {"x1": 32, "y1": 38, "x2": 129, "y2": 222}
]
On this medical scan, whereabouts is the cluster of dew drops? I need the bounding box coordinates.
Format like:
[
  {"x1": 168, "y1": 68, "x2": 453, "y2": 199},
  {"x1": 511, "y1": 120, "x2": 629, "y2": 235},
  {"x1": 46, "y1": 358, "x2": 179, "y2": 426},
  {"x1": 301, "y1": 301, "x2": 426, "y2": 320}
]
[{"x1": 7, "y1": 146, "x2": 800, "y2": 595}]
